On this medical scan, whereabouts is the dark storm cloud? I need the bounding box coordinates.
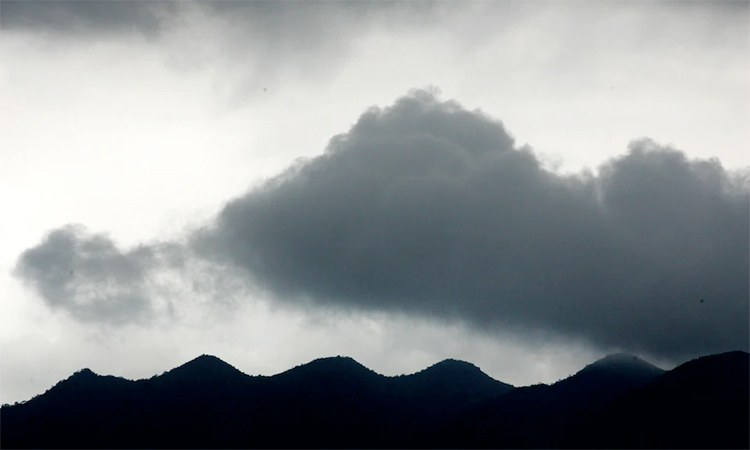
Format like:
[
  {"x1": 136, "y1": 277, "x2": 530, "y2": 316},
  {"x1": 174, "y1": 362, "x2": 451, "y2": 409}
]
[
  {"x1": 0, "y1": 0, "x2": 435, "y2": 36},
  {"x1": 0, "y1": 1, "x2": 175, "y2": 38},
  {"x1": 14, "y1": 225, "x2": 181, "y2": 325},
  {"x1": 0, "y1": 0, "x2": 440, "y2": 33},
  {"x1": 1, "y1": 1, "x2": 446, "y2": 97},
  {"x1": 192, "y1": 89, "x2": 749, "y2": 360}
]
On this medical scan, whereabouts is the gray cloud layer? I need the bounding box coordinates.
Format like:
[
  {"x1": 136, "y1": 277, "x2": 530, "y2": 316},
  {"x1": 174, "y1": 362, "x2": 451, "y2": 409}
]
[
  {"x1": 15, "y1": 90, "x2": 749, "y2": 360},
  {"x1": 0, "y1": 1, "x2": 437, "y2": 36},
  {"x1": 1, "y1": 1, "x2": 445, "y2": 99},
  {"x1": 14, "y1": 225, "x2": 181, "y2": 325},
  {"x1": 0, "y1": 1, "x2": 176, "y2": 38}
]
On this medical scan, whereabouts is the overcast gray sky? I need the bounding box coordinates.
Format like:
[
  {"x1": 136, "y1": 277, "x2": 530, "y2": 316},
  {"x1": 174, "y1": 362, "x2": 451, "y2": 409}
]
[{"x1": 1, "y1": 0, "x2": 748, "y2": 405}]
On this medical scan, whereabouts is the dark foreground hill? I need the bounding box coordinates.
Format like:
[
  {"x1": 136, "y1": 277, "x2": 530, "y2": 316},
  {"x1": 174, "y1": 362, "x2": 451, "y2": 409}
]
[
  {"x1": 571, "y1": 350, "x2": 750, "y2": 449},
  {"x1": 425, "y1": 353, "x2": 667, "y2": 448},
  {"x1": 0, "y1": 355, "x2": 511, "y2": 448},
  {"x1": 1, "y1": 351, "x2": 747, "y2": 449}
]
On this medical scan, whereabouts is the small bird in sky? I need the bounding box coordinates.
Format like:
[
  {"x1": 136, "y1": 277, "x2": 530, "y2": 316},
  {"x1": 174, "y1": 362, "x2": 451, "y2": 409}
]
[{"x1": 700, "y1": 299, "x2": 704, "y2": 304}]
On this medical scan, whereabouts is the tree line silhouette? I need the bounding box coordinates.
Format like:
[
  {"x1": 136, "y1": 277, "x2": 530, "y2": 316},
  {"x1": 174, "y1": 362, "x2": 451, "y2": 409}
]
[{"x1": 1, "y1": 351, "x2": 747, "y2": 448}]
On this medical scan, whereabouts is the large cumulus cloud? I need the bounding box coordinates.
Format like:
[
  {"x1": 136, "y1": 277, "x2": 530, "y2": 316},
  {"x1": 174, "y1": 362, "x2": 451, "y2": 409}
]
[
  {"x1": 193, "y1": 90, "x2": 749, "y2": 360},
  {"x1": 14, "y1": 90, "x2": 749, "y2": 360}
]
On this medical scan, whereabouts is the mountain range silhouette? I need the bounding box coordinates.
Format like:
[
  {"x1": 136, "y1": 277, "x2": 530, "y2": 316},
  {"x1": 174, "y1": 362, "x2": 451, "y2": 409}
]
[{"x1": 1, "y1": 351, "x2": 747, "y2": 448}]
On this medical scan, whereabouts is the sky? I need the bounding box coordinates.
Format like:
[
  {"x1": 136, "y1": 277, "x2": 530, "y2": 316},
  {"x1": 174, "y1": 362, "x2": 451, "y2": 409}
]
[{"x1": 1, "y1": 0, "x2": 748, "y2": 405}]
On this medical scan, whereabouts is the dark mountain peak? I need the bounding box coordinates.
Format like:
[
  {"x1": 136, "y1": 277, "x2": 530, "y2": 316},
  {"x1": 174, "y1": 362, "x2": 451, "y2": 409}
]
[
  {"x1": 56, "y1": 367, "x2": 101, "y2": 385},
  {"x1": 432, "y1": 358, "x2": 480, "y2": 370},
  {"x1": 71, "y1": 368, "x2": 98, "y2": 379},
  {"x1": 406, "y1": 358, "x2": 514, "y2": 394},
  {"x1": 274, "y1": 356, "x2": 383, "y2": 386},
  {"x1": 310, "y1": 355, "x2": 361, "y2": 365},
  {"x1": 288, "y1": 355, "x2": 377, "y2": 375},
  {"x1": 591, "y1": 353, "x2": 646, "y2": 366},
  {"x1": 577, "y1": 353, "x2": 664, "y2": 378},
  {"x1": 551, "y1": 353, "x2": 665, "y2": 405},
  {"x1": 161, "y1": 354, "x2": 248, "y2": 383},
  {"x1": 41, "y1": 367, "x2": 113, "y2": 400},
  {"x1": 418, "y1": 359, "x2": 484, "y2": 377},
  {"x1": 185, "y1": 354, "x2": 231, "y2": 367},
  {"x1": 178, "y1": 354, "x2": 237, "y2": 370},
  {"x1": 49, "y1": 368, "x2": 101, "y2": 390}
]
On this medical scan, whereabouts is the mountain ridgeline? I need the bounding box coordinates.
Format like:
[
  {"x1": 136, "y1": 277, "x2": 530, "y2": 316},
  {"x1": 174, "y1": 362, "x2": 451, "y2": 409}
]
[{"x1": 1, "y1": 351, "x2": 747, "y2": 449}]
